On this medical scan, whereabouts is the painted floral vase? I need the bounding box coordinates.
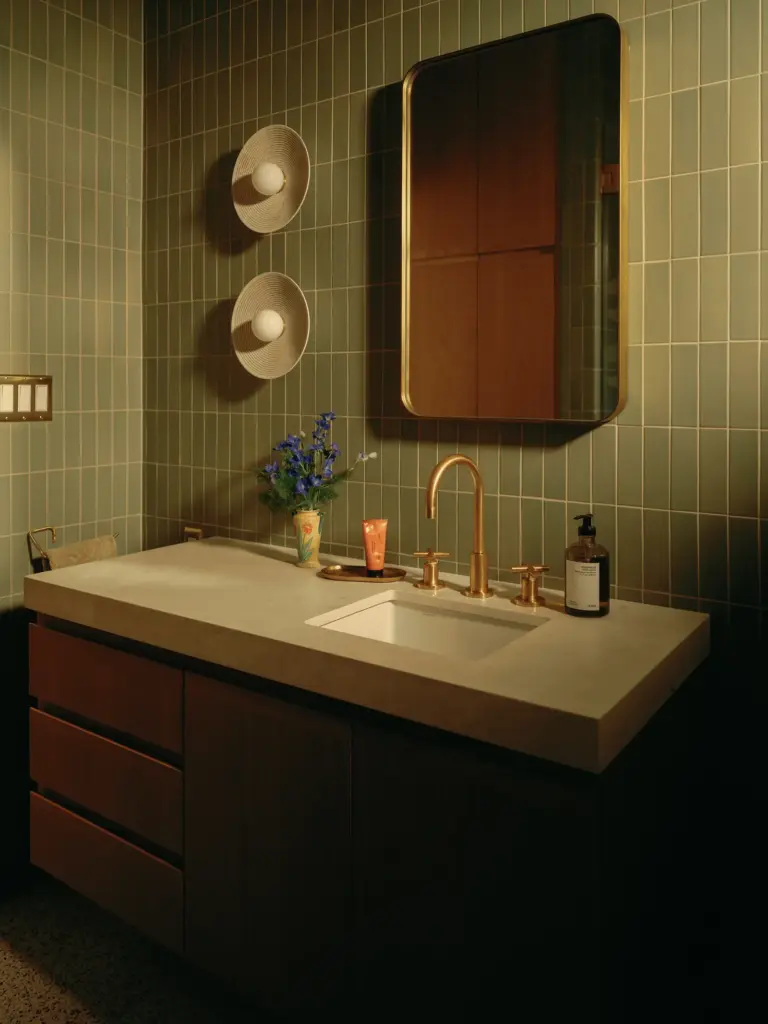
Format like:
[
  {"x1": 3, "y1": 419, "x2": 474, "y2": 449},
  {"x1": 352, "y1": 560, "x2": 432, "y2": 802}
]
[{"x1": 293, "y1": 510, "x2": 323, "y2": 569}]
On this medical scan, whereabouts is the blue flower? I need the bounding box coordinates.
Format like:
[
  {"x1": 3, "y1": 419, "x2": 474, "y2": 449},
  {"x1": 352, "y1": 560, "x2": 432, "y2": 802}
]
[
  {"x1": 295, "y1": 478, "x2": 308, "y2": 495},
  {"x1": 264, "y1": 461, "x2": 278, "y2": 475},
  {"x1": 322, "y1": 411, "x2": 336, "y2": 421},
  {"x1": 308, "y1": 442, "x2": 323, "y2": 452},
  {"x1": 323, "y1": 460, "x2": 334, "y2": 479},
  {"x1": 308, "y1": 474, "x2": 322, "y2": 487}
]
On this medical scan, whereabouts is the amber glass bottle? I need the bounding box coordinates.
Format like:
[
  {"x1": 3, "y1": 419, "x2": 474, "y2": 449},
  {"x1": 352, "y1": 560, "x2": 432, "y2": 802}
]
[{"x1": 565, "y1": 514, "x2": 610, "y2": 617}]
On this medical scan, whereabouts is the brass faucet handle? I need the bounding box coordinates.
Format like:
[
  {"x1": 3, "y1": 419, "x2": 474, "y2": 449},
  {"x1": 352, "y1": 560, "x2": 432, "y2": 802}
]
[
  {"x1": 509, "y1": 564, "x2": 550, "y2": 607},
  {"x1": 413, "y1": 549, "x2": 449, "y2": 591}
]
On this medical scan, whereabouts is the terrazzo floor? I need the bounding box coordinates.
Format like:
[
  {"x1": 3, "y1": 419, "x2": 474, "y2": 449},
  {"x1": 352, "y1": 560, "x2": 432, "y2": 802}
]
[{"x1": 0, "y1": 872, "x2": 265, "y2": 1024}]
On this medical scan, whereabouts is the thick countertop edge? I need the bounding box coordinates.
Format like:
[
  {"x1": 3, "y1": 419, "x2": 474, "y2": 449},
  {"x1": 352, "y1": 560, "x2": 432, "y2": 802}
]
[
  {"x1": 25, "y1": 575, "x2": 601, "y2": 771},
  {"x1": 597, "y1": 619, "x2": 710, "y2": 771}
]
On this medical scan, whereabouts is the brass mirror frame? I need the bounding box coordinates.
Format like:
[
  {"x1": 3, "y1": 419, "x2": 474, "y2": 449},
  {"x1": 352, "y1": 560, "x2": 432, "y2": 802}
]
[{"x1": 400, "y1": 15, "x2": 629, "y2": 425}]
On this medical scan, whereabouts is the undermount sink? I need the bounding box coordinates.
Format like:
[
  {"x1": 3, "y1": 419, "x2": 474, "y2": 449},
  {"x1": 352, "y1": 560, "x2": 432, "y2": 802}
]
[{"x1": 308, "y1": 592, "x2": 540, "y2": 661}]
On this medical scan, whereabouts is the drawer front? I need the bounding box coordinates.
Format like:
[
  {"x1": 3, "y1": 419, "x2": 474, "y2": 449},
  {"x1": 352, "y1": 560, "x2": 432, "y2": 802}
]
[
  {"x1": 29, "y1": 624, "x2": 182, "y2": 754},
  {"x1": 30, "y1": 793, "x2": 183, "y2": 952},
  {"x1": 30, "y1": 709, "x2": 183, "y2": 856}
]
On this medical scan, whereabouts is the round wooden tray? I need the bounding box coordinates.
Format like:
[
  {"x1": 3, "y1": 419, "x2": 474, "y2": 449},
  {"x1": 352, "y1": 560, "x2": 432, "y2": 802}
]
[{"x1": 319, "y1": 565, "x2": 407, "y2": 583}]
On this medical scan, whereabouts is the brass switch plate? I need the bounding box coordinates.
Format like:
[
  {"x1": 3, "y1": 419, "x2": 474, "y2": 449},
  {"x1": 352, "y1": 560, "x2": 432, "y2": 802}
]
[{"x1": 0, "y1": 375, "x2": 53, "y2": 422}]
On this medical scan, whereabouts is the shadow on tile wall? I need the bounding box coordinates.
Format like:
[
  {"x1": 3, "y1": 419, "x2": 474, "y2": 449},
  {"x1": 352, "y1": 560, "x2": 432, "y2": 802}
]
[
  {"x1": 1, "y1": 0, "x2": 144, "y2": 613},
  {"x1": 142, "y1": 0, "x2": 766, "y2": 644}
]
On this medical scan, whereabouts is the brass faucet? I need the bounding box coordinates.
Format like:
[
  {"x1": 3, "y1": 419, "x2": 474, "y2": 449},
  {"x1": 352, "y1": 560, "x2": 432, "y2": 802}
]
[{"x1": 425, "y1": 454, "x2": 493, "y2": 599}]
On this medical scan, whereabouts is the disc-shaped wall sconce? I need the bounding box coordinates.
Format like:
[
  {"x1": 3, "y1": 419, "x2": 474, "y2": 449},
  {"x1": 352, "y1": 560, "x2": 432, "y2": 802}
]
[
  {"x1": 231, "y1": 273, "x2": 310, "y2": 379},
  {"x1": 231, "y1": 126, "x2": 310, "y2": 233}
]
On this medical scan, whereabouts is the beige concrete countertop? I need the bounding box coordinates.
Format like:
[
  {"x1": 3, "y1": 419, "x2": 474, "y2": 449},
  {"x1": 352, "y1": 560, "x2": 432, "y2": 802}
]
[{"x1": 24, "y1": 538, "x2": 709, "y2": 773}]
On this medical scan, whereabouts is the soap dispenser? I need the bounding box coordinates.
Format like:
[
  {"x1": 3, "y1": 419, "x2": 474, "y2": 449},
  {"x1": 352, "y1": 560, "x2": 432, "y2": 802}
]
[{"x1": 565, "y1": 514, "x2": 610, "y2": 617}]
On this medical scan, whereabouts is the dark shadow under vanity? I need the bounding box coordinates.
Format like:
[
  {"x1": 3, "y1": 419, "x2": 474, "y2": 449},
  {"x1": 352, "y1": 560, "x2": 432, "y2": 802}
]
[{"x1": 25, "y1": 614, "x2": 719, "y2": 1022}]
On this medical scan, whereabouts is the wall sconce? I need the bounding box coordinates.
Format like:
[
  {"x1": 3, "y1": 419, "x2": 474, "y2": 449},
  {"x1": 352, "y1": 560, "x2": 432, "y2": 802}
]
[
  {"x1": 231, "y1": 273, "x2": 310, "y2": 379},
  {"x1": 232, "y1": 125, "x2": 310, "y2": 233}
]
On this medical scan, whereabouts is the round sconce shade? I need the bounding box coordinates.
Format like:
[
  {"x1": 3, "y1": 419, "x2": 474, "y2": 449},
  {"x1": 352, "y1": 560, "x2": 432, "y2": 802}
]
[
  {"x1": 232, "y1": 126, "x2": 310, "y2": 233},
  {"x1": 232, "y1": 273, "x2": 310, "y2": 380}
]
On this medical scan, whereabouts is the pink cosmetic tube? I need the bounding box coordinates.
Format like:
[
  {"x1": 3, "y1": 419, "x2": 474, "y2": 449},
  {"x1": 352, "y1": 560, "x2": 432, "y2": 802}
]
[{"x1": 362, "y1": 519, "x2": 388, "y2": 578}]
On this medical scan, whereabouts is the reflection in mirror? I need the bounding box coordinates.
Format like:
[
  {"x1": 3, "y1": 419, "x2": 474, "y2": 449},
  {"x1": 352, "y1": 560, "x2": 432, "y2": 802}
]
[{"x1": 402, "y1": 16, "x2": 626, "y2": 423}]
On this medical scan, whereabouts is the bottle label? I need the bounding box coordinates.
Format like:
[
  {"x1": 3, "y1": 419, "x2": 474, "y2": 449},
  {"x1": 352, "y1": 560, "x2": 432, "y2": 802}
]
[{"x1": 566, "y1": 561, "x2": 600, "y2": 611}]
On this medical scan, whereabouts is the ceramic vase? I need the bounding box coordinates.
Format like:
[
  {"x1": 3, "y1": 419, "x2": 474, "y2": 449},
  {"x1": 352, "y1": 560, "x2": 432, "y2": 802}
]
[{"x1": 293, "y1": 510, "x2": 323, "y2": 569}]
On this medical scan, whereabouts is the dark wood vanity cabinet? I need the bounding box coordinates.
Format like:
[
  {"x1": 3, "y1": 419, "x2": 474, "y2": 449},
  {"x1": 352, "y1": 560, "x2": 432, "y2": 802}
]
[
  {"x1": 27, "y1": 620, "x2": 687, "y2": 1017},
  {"x1": 184, "y1": 673, "x2": 352, "y2": 1014}
]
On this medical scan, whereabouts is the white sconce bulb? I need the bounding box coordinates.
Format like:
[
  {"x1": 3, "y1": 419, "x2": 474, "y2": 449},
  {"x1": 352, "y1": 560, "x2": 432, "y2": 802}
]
[
  {"x1": 252, "y1": 309, "x2": 286, "y2": 343},
  {"x1": 251, "y1": 161, "x2": 286, "y2": 196}
]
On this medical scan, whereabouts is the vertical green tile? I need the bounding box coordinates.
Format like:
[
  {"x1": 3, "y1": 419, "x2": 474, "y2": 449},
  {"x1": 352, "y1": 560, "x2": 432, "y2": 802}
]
[
  {"x1": 644, "y1": 178, "x2": 670, "y2": 261},
  {"x1": 643, "y1": 427, "x2": 669, "y2": 509},
  {"x1": 644, "y1": 94, "x2": 670, "y2": 180},
  {"x1": 616, "y1": 506, "x2": 643, "y2": 590},
  {"x1": 730, "y1": 255, "x2": 759, "y2": 341},
  {"x1": 729, "y1": 343, "x2": 760, "y2": 428},
  {"x1": 542, "y1": 500, "x2": 566, "y2": 580},
  {"x1": 617, "y1": 425, "x2": 642, "y2": 506},
  {"x1": 566, "y1": 431, "x2": 591, "y2": 505},
  {"x1": 701, "y1": 0, "x2": 727, "y2": 85},
  {"x1": 671, "y1": 345, "x2": 697, "y2": 426},
  {"x1": 644, "y1": 344, "x2": 671, "y2": 426},
  {"x1": 591, "y1": 425, "x2": 616, "y2": 506},
  {"x1": 699, "y1": 429, "x2": 727, "y2": 514},
  {"x1": 729, "y1": 517, "x2": 759, "y2": 607},
  {"x1": 729, "y1": 430, "x2": 758, "y2": 517},
  {"x1": 643, "y1": 261, "x2": 669, "y2": 344},
  {"x1": 700, "y1": 170, "x2": 728, "y2": 255},
  {"x1": 700, "y1": 256, "x2": 728, "y2": 341},
  {"x1": 644, "y1": 12, "x2": 670, "y2": 97},
  {"x1": 629, "y1": 100, "x2": 643, "y2": 182},
  {"x1": 671, "y1": 174, "x2": 698, "y2": 258},
  {"x1": 520, "y1": 498, "x2": 543, "y2": 564},
  {"x1": 670, "y1": 428, "x2": 697, "y2": 512},
  {"x1": 521, "y1": 425, "x2": 544, "y2": 496},
  {"x1": 670, "y1": 511, "x2": 698, "y2": 597},
  {"x1": 699, "y1": 514, "x2": 728, "y2": 601},
  {"x1": 671, "y1": 260, "x2": 698, "y2": 343},
  {"x1": 623, "y1": 17, "x2": 644, "y2": 102},
  {"x1": 730, "y1": 165, "x2": 760, "y2": 254},
  {"x1": 671, "y1": 88, "x2": 698, "y2": 175},
  {"x1": 542, "y1": 436, "x2": 566, "y2": 501},
  {"x1": 730, "y1": 0, "x2": 760, "y2": 79},
  {"x1": 699, "y1": 343, "x2": 727, "y2": 427},
  {"x1": 671, "y1": 3, "x2": 698, "y2": 91},
  {"x1": 730, "y1": 75, "x2": 759, "y2": 167},
  {"x1": 643, "y1": 509, "x2": 669, "y2": 594},
  {"x1": 700, "y1": 83, "x2": 727, "y2": 171}
]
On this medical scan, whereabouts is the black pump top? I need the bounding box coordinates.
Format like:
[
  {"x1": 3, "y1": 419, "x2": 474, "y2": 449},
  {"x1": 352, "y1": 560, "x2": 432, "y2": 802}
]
[{"x1": 574, "y1": 513, "x2": 596, "y2": 537}]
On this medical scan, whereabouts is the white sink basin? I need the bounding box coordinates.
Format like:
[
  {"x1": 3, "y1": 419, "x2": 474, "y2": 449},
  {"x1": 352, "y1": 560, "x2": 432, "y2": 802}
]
[{"x1": 308, "y1": 592, "x2": 540, "y2": 661}]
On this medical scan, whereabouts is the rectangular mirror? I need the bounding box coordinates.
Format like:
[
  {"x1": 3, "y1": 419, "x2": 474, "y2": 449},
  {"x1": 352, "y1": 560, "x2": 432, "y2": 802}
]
[{"x1": 401, "y1": 15, "x2": 627, "y2": 423}]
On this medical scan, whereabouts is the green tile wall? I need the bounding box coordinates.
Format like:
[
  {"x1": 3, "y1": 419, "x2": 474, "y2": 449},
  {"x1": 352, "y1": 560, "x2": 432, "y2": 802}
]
[
  {"x1": 0, "y1": 0, "x2": 144, "y2": 608},
  {"x1": 143, "y1": 0, "x2": 767, "y2": 633}
]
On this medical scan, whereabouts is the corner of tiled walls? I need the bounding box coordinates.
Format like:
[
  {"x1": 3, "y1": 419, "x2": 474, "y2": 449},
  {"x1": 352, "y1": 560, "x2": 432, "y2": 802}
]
[
  {"x1": 140, "y1": 0, "x2": 764, "y2": 641},
  {"x1": 0, "y1": 0, "x2": 144, "y2": 610}
]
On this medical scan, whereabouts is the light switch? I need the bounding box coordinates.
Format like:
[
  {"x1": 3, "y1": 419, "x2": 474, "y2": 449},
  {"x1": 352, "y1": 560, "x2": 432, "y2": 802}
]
[
  {"x1": 17, "y1": 384, "x2": 32, "y2": 412},
  {"x1": 0, "y1": 375, "x2": 53, "y2": 421},
  {"x1": 35, "y1": 384, "x2": 49, "y2": 412},
  {"x1": 0, "y1": 384, "x2": 13, "y2": 413}
]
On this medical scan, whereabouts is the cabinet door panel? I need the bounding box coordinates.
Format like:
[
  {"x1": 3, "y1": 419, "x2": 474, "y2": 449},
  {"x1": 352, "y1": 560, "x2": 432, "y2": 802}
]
[
  {"x1": 185, "y1": 673, "x2": 351, "y2": 1013},
  {"x1": 352, "y1": 724, "x2": 471, "y2": 1009}
]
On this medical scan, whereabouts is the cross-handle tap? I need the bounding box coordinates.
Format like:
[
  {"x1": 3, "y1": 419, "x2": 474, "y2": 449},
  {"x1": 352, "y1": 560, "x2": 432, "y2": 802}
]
[{"x1": 425, "y1": 454, "x2": 494, "y2": 599}]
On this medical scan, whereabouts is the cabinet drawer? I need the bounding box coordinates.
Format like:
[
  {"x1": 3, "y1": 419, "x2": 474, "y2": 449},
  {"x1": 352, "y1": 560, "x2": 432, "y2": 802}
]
[
  {"x1": 30, "y1": 793, "x2": 183, "y2": 952},
  {"x1": 30, "y1": 709, "x2": 183, "y2": 855},
  {"x1": 29, "y1": 624, "x2": 182, "y2": 755}
]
